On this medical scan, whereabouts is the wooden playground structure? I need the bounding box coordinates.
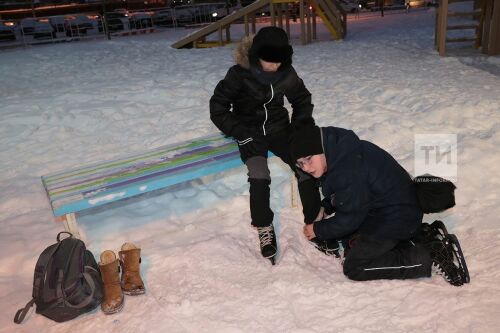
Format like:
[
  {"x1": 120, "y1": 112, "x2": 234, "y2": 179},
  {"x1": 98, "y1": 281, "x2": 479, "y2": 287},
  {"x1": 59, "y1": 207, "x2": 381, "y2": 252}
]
[
  {"x1": 436, "y1": 0, "x2": 500, "y2": 56},
  {"x1": 171, "y1": 0, "x2": 346, "y2": 49}
]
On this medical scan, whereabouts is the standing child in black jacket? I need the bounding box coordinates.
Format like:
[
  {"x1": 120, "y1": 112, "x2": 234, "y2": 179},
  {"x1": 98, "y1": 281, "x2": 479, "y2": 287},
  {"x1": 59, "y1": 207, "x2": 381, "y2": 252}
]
[{"x1": 210, "y1": 27, "x2": 322, "y2": 264}]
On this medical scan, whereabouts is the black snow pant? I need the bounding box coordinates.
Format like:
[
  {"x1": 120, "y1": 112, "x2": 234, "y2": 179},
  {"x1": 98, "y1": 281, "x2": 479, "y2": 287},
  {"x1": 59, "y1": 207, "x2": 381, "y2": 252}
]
[
  {"x1": 343, "y1": 234, "x2": 432, "y2": 281},
  {"x1": 239, "y1": 129, "x2": 321, "y2": 227}
]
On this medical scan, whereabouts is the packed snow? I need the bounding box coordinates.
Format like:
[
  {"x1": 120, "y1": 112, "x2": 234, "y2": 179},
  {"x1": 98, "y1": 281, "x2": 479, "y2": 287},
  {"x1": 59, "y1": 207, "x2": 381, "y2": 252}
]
[{"x1": 1, "y1": 7, "x2": 500, "y2": 333}]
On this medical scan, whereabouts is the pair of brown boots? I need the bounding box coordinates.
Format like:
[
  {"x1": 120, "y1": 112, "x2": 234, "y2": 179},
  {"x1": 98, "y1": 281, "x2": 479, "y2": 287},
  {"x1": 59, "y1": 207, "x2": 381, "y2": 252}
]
[{"x1": 99, "y1": 243, "x2": 145, "y2": 314}]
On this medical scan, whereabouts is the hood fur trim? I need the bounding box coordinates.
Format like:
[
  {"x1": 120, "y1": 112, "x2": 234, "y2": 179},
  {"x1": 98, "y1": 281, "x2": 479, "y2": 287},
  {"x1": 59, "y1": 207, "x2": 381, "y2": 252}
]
[{"x1": 233, "y1": 34, "x2": 254, "y2": 69}]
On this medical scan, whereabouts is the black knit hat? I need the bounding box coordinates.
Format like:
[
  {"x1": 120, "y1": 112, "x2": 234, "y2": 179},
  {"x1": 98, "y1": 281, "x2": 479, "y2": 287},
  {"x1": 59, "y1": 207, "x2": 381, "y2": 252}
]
[
  {"x1": 290, "y1": 126, "x2": 323, "y2": 162},
  {"x1": 249, "y1": 26, "x2": 293, "y2": 64}
]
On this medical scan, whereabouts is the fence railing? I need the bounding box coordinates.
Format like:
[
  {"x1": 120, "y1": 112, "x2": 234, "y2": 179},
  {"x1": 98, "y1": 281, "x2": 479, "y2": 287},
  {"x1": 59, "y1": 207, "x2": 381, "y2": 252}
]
[{"x1": 0, "y1": 4, "x2": 217, "y2": 48}]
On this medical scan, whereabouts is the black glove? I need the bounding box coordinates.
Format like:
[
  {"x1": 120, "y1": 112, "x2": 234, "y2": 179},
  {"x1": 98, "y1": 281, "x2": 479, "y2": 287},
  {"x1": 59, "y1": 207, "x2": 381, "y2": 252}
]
[
  {"x1": 290, "y1": 117, "x2": 315, "y2": 133},
  {"x1": 231, "y1": 125, "x2": 254, "y2": 142},
  {"x1": 237, "y1": 134, "x2": 267, "y2": 162}
]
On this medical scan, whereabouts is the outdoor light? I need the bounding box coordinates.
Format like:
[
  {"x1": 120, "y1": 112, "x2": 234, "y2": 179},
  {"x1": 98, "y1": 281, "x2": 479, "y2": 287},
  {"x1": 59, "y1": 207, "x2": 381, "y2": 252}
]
[{"x1": 212, "y1": 13, "x2": 218, "y2": 18}]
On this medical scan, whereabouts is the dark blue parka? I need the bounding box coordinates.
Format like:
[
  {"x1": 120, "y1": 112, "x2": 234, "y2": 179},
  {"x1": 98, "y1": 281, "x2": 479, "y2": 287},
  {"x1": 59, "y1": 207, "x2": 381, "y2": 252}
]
[{"x1": 313, "y1": 127, "x2": 423, "y2": 241}]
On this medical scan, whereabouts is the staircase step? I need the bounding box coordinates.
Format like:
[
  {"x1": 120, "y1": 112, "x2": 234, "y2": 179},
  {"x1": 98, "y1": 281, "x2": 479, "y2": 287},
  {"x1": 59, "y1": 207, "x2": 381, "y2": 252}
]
[
  {"x1": 446, "y1": 36, "x2": 477, "y2": 43},
  {"x1": 448, "y1": 10, "x2": 481, "y2": 17},
  {"x1": 447, "y1": 24, "x2": 478, "y2": 30}
]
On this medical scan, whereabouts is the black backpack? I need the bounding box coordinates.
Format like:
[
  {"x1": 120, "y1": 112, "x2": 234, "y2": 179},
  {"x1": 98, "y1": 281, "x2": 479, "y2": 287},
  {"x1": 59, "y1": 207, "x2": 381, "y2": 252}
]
[
  {"x1": 413, "y1": 174, "x2": 457, "y2": 214},
  {"x1": 14, "y1": 232, "x2": 103, "y2": 324}
]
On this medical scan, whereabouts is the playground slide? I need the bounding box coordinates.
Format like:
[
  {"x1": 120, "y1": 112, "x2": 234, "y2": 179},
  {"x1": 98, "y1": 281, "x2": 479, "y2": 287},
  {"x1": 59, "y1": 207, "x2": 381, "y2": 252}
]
[{"x1": 171, "y1": 0, "x2": 345, "y2": 49}]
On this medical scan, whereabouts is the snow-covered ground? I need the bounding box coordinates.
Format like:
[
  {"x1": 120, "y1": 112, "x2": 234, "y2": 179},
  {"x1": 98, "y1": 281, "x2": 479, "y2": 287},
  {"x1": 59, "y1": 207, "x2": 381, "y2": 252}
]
[{"x1": 1, "y1": 7, "x2": 500, "y2": 333}]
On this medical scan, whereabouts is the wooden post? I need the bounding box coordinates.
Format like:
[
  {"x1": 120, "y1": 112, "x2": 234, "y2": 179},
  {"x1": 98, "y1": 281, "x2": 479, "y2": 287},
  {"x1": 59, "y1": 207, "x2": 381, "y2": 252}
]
[
  {"x1": 225, "y1": 25, "x2": 230, "y2": 43},
  {"x1": 312, "y1": 8, "x2": 317, "y2": 40},
  {"x1": 278, "y1": 4, "x2": 283, "y2": 29},
  {"x1": 244, "y1": 14, "x2": 249, "y2": 36},
  {"x1": 218, "y1": 26, "x2": 223, "y2": 46},
  {"x1": 434, "y1": 4, "x2": 439, "y2": 49},
  {"x1": 285, "y1": 5, "x2": 290, "y2": 36},
  {"x1": 291, "y1": 176, "x2": 299, "y2": 208},
  {"x1": 475, "y1": 0, "x2": 485, "y2": 49},
  {"x1": 63, "y1": 213, "x2": 82, "y2": 239},
  {"x1": 306, "y1": 5, "x2": 312, "y2": 43},
  {"x1": 270, "y1": 0, "x2": 276, "y2": 26},
  {"x1": 251, "y1": 13, "x2": 256, "y2": 34},
  {"x1": 437, "y1": 0, "x2": 449, "y2": 56},
  {"x1": 489, "y1": 0, "x2": 500, "y2": 55},
  {"x1": 482, "y1": 0, "x2": 492, "y2": 54},
  {"x1": 300, "y1": 0, "x2": 306, "y2": 44}
]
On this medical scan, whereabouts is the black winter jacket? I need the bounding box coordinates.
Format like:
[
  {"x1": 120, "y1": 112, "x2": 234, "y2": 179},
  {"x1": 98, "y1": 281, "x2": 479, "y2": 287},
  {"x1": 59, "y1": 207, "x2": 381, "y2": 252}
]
[
  {"x1": 209, "y1": 40, "x2": 314, "y2": 140},
  {"x1": 314, "y1": 127, "x2": 423, "y2": 241}
]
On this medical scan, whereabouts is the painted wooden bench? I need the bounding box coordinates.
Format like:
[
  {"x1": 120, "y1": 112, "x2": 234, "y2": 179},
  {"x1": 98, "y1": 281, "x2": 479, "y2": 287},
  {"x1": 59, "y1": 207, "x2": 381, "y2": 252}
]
[{"x1": 42, "y1": 133, "x2": 298, "y2": 239}]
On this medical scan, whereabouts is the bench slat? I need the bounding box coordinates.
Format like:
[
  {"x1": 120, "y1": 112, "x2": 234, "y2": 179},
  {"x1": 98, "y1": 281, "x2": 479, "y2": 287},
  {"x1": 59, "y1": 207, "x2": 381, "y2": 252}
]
[
  {"x1": 43, "y1": 135, "x2": 226, "y2": 183},
  {"x1": 42, "y1": 134, "x2": 244, "y2": 216}
]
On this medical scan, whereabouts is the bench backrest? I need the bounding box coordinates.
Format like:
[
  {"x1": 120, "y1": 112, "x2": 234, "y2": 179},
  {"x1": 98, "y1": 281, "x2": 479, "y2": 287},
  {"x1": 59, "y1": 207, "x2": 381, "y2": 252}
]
[{"x1": 42, "y1": 134, "x2": 242, "y2": 216}]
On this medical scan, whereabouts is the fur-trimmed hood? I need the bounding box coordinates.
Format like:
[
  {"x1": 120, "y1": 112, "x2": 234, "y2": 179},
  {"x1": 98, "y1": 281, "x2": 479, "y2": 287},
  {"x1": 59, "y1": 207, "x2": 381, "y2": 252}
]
[
  {"x1": 233, "y1": 33, "x2": 293, "y2": 71},
  {"x1": 233, "y1": 34, "x2": 255, "y2": 69}
]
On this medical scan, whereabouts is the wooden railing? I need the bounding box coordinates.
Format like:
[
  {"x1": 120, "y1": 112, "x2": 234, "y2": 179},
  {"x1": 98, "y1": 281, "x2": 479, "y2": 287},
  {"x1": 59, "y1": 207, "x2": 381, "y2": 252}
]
[{"x1": 171, "y1": 0, "x2": 346, "y2": 49}]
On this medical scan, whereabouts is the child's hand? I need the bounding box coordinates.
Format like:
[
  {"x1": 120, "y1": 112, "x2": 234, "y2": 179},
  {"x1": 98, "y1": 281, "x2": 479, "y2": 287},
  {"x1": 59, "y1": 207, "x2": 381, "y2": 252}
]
[{"x1": 303, "y1": 223, "x2": 316, "y2": 240}]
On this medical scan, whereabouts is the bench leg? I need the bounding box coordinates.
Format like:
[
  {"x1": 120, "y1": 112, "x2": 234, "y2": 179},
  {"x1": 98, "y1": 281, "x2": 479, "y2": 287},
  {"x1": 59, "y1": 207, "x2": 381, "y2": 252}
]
[
  {"x1": 291, "y1": 175, "x2": 299, "y2": 208},
  {"x1": 63, "y1": 213, "x2": 82, "y2": 239}
]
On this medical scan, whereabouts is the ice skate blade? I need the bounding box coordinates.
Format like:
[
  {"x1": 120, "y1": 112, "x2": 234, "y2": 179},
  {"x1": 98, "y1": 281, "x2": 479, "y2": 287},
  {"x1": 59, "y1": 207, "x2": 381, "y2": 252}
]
[
  {"x1": 447, "y1": 234, "x2": 470, "y2": 284},
  {"x1": 431, "y1": 220, "x2": 448, "y2": 238},
  {"x1": 267, "y1": 256, "x2": 276, "y2": 265}
]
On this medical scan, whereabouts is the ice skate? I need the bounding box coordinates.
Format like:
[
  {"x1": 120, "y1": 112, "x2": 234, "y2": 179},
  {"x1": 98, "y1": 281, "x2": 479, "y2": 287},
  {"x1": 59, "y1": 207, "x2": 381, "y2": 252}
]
[
  {"x1": 428, "y1": 234, "x2": 470, "y2": 286},
  {"x1": 414, "y1": 220, "x2": 448, "y2": 244},
  {"x1": 310, "y1": 238, "x2": 341, "y2": 258},
  {"x1": 256, "y1": 225, "x2": 277, "y2": 265}
]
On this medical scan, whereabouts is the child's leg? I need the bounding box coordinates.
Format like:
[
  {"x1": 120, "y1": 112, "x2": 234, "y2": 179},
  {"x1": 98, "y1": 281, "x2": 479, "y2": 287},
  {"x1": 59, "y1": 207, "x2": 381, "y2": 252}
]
[
  {"x1": 245, "y1": 156, "x2": 274, "y2": 227},
  {"x1": 343, "y1": 234, "x2": 432, "y2": 281}
]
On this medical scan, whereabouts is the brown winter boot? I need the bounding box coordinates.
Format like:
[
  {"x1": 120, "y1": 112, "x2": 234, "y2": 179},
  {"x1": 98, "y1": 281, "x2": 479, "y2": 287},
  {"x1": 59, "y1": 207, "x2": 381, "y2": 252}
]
[
  {"x1": 119, "y1": 243, "x2": 145, "y2": 295},
  {"x1": 99, "y1": 250, "x2": 124, "y2": 314}
]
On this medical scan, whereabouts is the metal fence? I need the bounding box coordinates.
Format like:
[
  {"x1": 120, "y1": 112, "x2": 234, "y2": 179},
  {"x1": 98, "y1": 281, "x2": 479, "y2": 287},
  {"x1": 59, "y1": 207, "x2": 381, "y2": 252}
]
[{"x1": 0, "y1": 3, "x2": 254, "y2": 49}]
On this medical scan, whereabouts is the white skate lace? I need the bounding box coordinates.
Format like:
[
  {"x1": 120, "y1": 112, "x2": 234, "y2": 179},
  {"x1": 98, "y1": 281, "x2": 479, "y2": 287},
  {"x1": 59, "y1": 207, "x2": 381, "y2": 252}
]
[{"x1": 257, "y1": 226, "x2": 274, "y2": 247}]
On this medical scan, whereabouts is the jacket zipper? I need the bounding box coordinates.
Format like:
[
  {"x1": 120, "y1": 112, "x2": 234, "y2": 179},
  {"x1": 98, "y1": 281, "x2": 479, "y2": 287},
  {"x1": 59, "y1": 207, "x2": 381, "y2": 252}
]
[{"x1": 262, "y1": 84, "x2": 274, "y2": 136}]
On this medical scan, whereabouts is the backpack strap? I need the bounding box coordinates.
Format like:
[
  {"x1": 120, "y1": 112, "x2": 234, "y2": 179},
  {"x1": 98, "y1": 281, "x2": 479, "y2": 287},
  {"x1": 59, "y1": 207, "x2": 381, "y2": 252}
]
[
  {"x1": 13, "y1": 298, "x2": 35, "y2": 324},
  {"x1": 33, "y1": 240, "x2": 64, "y2": 299},
  {"x1": 14, "y1": 238, "x2": 64, "y2": 324},
  {"x1": 57, "y1": 231, "x2": 73, "y2": 242},
  {"x1": 61, "y1": 268, "x2": 98, "y2": 309}
]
